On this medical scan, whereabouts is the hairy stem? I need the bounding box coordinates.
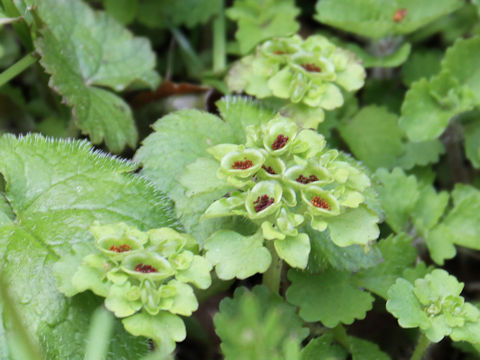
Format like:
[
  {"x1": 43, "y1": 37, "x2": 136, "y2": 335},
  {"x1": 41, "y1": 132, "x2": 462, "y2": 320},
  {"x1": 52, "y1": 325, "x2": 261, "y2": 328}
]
[
  {"x1": 212, "y1": 0, "x2": 226, "y2": 74},
  {"x1": 410, "y1": 333, "x2": 431, "y2": 360},
  {"x1": 0, "y1": 53, "x2": 37, "y2": 87},
  {"x1": 262, "y1": 241, "x2": 283, "y2": 294}
]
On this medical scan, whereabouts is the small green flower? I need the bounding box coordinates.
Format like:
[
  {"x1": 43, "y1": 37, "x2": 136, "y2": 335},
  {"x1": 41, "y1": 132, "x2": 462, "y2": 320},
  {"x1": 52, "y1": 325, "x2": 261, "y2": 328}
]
[
  {"x1": 285, "y1": 164, "x2": 332, "y2": 190},
  {"x1": 387, "y1": 269, "x2": 480, "y2": 343},
  {"x1": 227, "y1": 35, "x2": 365, "y2": 110},
  {"x1": 203, "y1": 115, "x2": 379, "y2": 275},
  {"x1": 246, "y1": 181, "x2": 283, "y2": 219},
  {"x1": 121, "y1": 253, "x2": 175, "y2": 282},
  {"x1": 92, "y1": 222, "x2": 147, "y2": 261}
]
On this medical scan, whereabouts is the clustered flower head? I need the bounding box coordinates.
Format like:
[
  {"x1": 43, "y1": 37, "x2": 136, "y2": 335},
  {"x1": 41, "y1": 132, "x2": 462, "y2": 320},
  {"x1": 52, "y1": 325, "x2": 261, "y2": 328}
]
[
  {"x1": 204, "y1": 116, "x2": 372, "y2": 266},
  {"x1": 387, "y1": 269, "x2": 480, "y2": 343},
  {"x1": 226, "y1": 35, "x2": 366, "y2": 110},
  {"x1": 72, "y1": 222, "x2": 212, "y2": 318}
]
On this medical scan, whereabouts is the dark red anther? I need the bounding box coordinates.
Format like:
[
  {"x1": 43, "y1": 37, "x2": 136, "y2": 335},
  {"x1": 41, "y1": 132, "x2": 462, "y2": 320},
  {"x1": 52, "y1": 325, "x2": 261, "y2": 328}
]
[
  {"x1": 262, "y1": 165, "x2": 276, "y2": 175},
  {"x1": 296, "y1": 174, "x2": 319, "y2": 184},
  {"x1": 232, "y1": 158, "x2": 253, "y2": 170},
  {"x1": 109, "y1": 244, "x2": 132, "y2": 253},
  {"x1": 135, "y1": 263, "x2": 158, "y2": 273},
  {"x1": 302, "y1": 63, "x2": 322, "y2": 72},
  {"x1": 393, "y1": 8, "x2": 407, "y2": 22},
  {"x1": 311, "y1": 196, "x2": 330, "y2": 210},
  {"x1": 274, "y1": 50, "x2": 287, "y2": 55},
  {"x1": 253, "y1": 194, "x2": 275, "y2": 212},
  {"x1": 272, "y1": 134, "x2": 289, "y2": 150}
]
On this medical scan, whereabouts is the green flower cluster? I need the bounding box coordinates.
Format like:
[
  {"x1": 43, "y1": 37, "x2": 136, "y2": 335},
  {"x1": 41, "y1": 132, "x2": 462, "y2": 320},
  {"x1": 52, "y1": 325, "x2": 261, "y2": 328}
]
[
  {"x1": 70, "y1": 222, "x2": 212, "y2": 347},
  {"x1": 226, "y1": 35, "x2": 365, "y2": 110},
  {"x1": 387, "y1": 269, "x2": 480, "y2": 343},
  {"x1": 204, "y1": 116, "x2": 374, "y2": 268}
]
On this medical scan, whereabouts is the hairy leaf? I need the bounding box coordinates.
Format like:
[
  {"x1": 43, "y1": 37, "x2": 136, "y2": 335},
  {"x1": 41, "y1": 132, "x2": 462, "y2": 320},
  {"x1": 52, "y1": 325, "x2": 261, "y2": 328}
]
[
  {"x1": 0, "y1": 134, "x2": 177, "y2": 358},
  {"x1": 35, "y1": 0, "x2": 160, "y2": 152}
]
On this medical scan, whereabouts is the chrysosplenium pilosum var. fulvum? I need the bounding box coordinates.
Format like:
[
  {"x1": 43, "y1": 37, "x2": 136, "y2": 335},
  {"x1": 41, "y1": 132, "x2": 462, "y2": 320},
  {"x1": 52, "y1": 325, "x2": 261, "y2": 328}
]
[
  {"x1": 66, "y1": 222, "x2": 212, "y2": 352},
  {"x1": 204, "y1": 116, "x2": 379, "y2": 269},
  {"x1": 226, "y1": 35, "x2": 365, "y2": 110}
]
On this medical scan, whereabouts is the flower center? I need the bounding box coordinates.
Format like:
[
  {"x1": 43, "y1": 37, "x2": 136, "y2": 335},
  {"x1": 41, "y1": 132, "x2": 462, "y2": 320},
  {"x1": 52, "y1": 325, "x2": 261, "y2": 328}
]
[
  {"x1": 311, "y1": 196, "x2": 330, "y2": 210},
  {"x1": 302, "y1": 63, "x2": 322, "y2": 72},
  {"x1": 232, "y1": 158, "x2": 253, "y2": 170},
  {"x1": 253, "y1": 194, "x2": 275, "y2": 212},
  {"x1": 262, "y1": 165, "x2": 276, "y2": 175},
  {"x1": 272, "y1": 134, "x2": 289, "y2": 150},
  {"x1": 296, "y1": 174, "x2": 319, "y2": 184},
  {"x1": 109, "y1": 244, "x2": 131, "y2": 253},
  {"x1": 134, "y1": 263, "x2": 158, "y2": 273},
  {"x1": 393, "y1": 8, "x2": 407, "y2": 22}
]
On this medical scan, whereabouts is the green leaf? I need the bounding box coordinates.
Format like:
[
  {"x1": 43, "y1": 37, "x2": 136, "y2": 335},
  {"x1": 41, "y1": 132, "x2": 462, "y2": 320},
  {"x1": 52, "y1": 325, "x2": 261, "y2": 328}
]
[
  {"x1": 315, "y1": 0, "x2": 463, "y2": 38},
  {"x1": 354, "y1": 234, "x2": 417, "y2": 298},
  {"x1": 399, "y1": 74, "x2": 474, "y2": 142},
  {"x1": 443, "y1": 36, "x2": 480, "y2": 104},
  {"x1": 137, "y1": 0, "x2": 221, "y2": 29},
  {"x1": 204, "y1": 230, "x2": 271, "y2": 280},
  {"x1": 122, "y1": 311, "x2": 186, "y2": 356},
  {"x1": 35, "y1": 0, "x2": 160, "y2": 152},
  {"x1": 217, "y1": 96, "x2": 275, "y2": 144},
  {"x1": 307, "y1": 230, "x2": 383, "y2": 273},
  {"x1": 227, "y1": 0, "x2": 300, "y2": 54},
  {"x1": 425, "y1": 224, "x2": 457, "y2": 265},
  {"x1": 411, "y1": 185, "x2": 449, "y2": 234},
  {"x1": 327, "y1": 205, "x2": 380, "y2": 248},
  {"x1": 179, "y1": 158, "x2": 231, "y2": 197},
  {"x1": 214, "y1": 285, "x2": 309, "y2": 360},
  {"x1": 274, "y1": 233, "x2": 310, "y2": 269},
  {"x1": 286, "y1": 269, "x2": 374, "y2": 327},
  {"x1": 464, "y1": 119, "x2": 480, "y2": 168},
  {"x1": 136, "y1": 110, "x2": 235, "y2": 195},
  {"x1": 435, "y1": 184, "x2": 480, "y2": 251},
  {"x1": 396, "y1": 139, "x2": 445, "y2": 170},
  {"x1": 301, "y1": 334, "x2": 348, "y2": 360},
  {"x1": 376, "y1": 168, "x2": 419, "y2": 233},
  {"x1": 0, "y1": 134, "x2": 177, "y2": 358},
  {"x1": 339, "y1": 106, "x2": 404, "y2": 169},
  {"x1": 350, "y1": 336, "x2": 391, "y2": 360},
  {"x1": 401, "y1": 49, "x2": 443, "y2": 86}
]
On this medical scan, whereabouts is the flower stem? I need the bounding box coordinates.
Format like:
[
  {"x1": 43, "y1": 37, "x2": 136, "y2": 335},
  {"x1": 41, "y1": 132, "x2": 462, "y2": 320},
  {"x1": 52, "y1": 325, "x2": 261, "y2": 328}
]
[
  {"x1": 212, "y1": 0, "x2": 226, "y2": 74},
  {"x1": 262, "y1": 241, "x2": 283, "y2": 294},
  {"x1": 410, "y1": 333, "x2": 431, "y2": 360},
  {"x1": 0, "y1": 53, "x2": 37, "y2": 87}
]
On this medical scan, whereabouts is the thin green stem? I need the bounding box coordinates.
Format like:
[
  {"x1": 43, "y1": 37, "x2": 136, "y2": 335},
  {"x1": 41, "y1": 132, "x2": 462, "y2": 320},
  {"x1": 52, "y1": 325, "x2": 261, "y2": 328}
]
[
  {"x1": 262, "y1": 241, "x2": 283, "y2": 294},
  {"x1": 332, "y1": 324, "x2": 351, "y2": 352},
  {"x1": 84, "y1": 307, "x2": 114, "y2": 360},
  {"x1": 410, "y1": 333, "x2": 431, "y2": 360},
  {"x1": 170, "y1": 27, "x2": 204, "y2": 75},
  {"x1": 0, "y1": 53, "x2": 37, "y2": 87},
  {"x1": 1, "y1": 0, "x2": 33, "y2": 50},
  {"x1": 212, "y1": 0, "x2": 226, "y2": 74}
]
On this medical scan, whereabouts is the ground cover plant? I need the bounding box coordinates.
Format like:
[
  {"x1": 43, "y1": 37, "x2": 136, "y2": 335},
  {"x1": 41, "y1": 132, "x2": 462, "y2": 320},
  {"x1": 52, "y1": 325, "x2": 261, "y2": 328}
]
[{"x1": 1, "y1": 0, "x2": 480, "y2": 359}]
